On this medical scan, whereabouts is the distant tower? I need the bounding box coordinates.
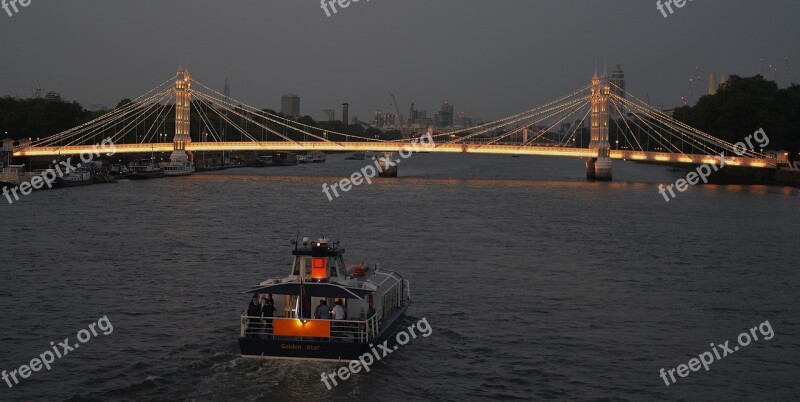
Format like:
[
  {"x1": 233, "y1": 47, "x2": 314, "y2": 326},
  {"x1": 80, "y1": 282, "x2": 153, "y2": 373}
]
[
  {"x1": 709, "y1": 72, "x2": 717, "y2": 95},
  {"x1": 408, "y1": 103, "x2": 417, "y2": 125},
  {"x1": 719, "y1": 73, "x2": 729, "y2": 89},
  {"x1": 588, "y1": 69, "x2": 612, "y2": 181},
  {"x1": 342, "y1": 103, "x2": 349, "y2": 126},
  {"x1": 609, "y1": 65, "x2": 625, "y2": 118}
]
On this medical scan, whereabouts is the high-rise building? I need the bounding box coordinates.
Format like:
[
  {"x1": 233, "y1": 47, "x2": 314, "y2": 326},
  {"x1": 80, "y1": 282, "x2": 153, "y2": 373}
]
[
  {"x1": 408, "y1": 103, "x2": 417, "y2": 125},
  {"x1": 373, "y1": 110, "x2": 384, "y2": 128},
  {"x1": 342, "y1": 103, "x2": 349, "y2": 126},
  {"x1": 281, "y1": 94, "x2": 300, "y2": 117},
  {"x1": 435, "y1": 101, "x2": 454, "y2": 128},
  {"x1": 321, "y1": 110, "x2": 336, "y2": 122}
]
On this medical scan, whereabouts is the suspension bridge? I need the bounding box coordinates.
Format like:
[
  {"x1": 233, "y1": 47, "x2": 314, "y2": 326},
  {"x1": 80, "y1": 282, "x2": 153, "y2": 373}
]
[{"x1": 10, "y1": 68, "x2": 776, "y2": 180}]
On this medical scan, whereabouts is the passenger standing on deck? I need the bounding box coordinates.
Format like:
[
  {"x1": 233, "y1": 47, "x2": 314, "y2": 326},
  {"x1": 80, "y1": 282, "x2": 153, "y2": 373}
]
[
  {"x1": 246, "y1": 295, "x2": 261, "y2": 337},
  {"x1": 316, "y1": 300, "x2": 331, "y2": 319},
  {"x1": 332, "y1": 299, "x2": 345, "y2": 320},
  {"x1": 261, "y1": 295, "x2": 275, "y2": 318}
]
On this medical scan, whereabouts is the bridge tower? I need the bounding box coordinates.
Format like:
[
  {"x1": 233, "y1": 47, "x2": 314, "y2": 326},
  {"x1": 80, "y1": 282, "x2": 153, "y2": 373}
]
[
  {"x1": 587, "y1": 70, "x2": 612, "y2": 181},
  {"x1": 171, "y1": 67, "x2": 192, "y2": 164}
]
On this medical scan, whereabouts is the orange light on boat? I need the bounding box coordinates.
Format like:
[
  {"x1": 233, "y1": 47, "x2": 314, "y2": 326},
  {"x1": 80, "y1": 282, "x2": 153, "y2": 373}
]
[
  {"x1": 311, "y1": 257, "x2": 327, "y2": 280},
  {"x1": 274, "y1": 318, "x2": 331, "y2": 338}
]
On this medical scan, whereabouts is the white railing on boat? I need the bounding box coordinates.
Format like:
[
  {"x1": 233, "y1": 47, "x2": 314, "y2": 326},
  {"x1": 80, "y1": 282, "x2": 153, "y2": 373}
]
[{"x1": 240, "y1": 314, "x2": 380, "y2": 343}]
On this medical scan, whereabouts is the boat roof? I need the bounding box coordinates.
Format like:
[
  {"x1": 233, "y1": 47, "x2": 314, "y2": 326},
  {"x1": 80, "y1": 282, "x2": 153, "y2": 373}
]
[{"x1": 246, "y1": 282, "x2": 372, "y2": 299}]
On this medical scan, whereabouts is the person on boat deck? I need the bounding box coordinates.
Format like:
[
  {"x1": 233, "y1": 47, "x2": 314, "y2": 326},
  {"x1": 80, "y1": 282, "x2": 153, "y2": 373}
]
[
  {"x1": 315, "y1": 300, "x2": 331, "y2": 319},
  {"x1": 246, "y1": 295, "x2": 262, "y2": 337},
  {"x1": 261, "y1": 295, "x2": 275, "y2": 318},
  {"x1": 332, "y1": 299, "x2": 346, "y2": 320},
  {"x1": 247, "y1": 295, "x2": 261, "y2": 318}
]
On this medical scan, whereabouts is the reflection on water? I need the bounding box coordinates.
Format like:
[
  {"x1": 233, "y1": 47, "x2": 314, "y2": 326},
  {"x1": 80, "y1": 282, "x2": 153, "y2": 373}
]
[{"x1": 0, "y1": 153, "x2": 798, "y2": 401}]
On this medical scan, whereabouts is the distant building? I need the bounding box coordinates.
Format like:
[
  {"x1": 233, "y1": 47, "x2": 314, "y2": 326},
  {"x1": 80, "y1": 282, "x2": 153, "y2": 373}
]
[
  {"x1": 342, "y1": 103, "x2": 349, "y2": 126},
  {"x1": 383, "y1": 113, "x2": 397, "y2": 128},
  {"x1": 373, "y1": 110, "x2": 383, "y2": 128},
  {"x1": 436, "y1": 101, "x2": 454, "y2": 128},
  {"x1": 281, "y1": 94, "x2": 300, "y2": 117},
  {"x1": 408, "y1": 103, "x2": 417, "y2": 125},
  {"x1": 44, "y1": 91, "x2": 62, "y2": 101},
  {"x1": 321, "y1": 109, "x2": 336, "y2": 122}
]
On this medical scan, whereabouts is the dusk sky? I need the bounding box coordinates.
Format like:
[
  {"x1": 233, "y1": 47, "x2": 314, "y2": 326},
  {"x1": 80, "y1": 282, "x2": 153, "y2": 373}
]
[{"x1": 0, "y1": 0, "x2": 797, "y2": 121}]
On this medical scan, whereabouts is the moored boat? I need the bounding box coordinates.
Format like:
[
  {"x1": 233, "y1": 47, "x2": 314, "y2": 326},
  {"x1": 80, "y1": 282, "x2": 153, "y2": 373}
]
[
  {"x1": 238, "y1": 237, "x2": 411, "y2": 361},
  {"x1": 345, "y1": 152, "x2": 366, "y2": 161},
  {"x1": 253, "y1": 155, "x2": 274, "y2": 168},
  {"x1": 297, "y1": 154, "x2": 309, "y2": 164},
  {"x1": 0, "y1": 164, "x2": 24, "y2": 188},
  {"x1": 128, "y1": 160, "x2": 164, "y2": 180},
  {"x1": 308, "y1": 151, "x2": 326, "y2": 163},
  {"x1": 161, "y1": 160, "x2": 195, "y2": 177},
  {"x1": 272, "y1": 152, "x2": 299, "y2": 166},
  {"x1": 56, "y1": 168, "x2": 93, "y2": 187}
]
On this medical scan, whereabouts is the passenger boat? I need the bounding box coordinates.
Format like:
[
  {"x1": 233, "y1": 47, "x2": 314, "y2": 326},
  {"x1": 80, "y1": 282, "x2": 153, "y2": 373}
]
[
  {"x1": 238, "y1": 237, "x2": 411, "y2": 361},
  {"x1": 345, "y1": 152, "x2": 366, "y2": 161},
  {"x1": 297, "y1": 154, "x2": 309, "y2": 164},
  {"x1": 308, "y1": 151, "x2": 327, "y2": 163},
  {"x1": 160, "y1": 150, "x2": 195, "y2": 177},
  {"x1": 128, "y1": 160, "x2": 164, "y2": 180},
  {"x1": 160, "y1": 160, "x2": 195, "y2": 177}
]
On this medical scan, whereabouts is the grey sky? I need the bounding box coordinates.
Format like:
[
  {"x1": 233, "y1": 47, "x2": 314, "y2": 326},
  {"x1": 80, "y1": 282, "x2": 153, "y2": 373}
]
[{"x1": 0, "y1": 0, "x2": 797, "y2": 122}]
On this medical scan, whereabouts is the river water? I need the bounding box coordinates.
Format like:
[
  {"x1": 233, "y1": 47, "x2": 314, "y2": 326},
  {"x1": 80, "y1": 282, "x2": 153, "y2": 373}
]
[{"x1": 1, "y1": 154, "x2": 798, "y2": 401}]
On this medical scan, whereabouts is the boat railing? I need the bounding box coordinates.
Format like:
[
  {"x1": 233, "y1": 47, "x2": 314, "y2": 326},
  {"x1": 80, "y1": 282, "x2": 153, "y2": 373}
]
[{"x1": 240, "y1": 314, "x2": 380, "y2": 343}]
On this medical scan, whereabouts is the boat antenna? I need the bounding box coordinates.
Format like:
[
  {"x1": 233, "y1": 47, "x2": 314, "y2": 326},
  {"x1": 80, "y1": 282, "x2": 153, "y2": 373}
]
[{"x1": 294, "y1": 231, "x2": 300, "y2": 250}]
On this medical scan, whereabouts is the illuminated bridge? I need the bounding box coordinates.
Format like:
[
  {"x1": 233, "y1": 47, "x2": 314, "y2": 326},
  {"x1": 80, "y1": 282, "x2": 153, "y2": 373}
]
[{"x1": 12, "y1": 68, "x2": 777, "y2": 180}]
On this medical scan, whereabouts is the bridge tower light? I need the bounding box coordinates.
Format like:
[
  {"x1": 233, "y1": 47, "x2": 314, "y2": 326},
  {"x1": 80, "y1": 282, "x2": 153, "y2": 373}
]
[{"x1": 170, "y1": 68, "x2": 192, "y2": 165}]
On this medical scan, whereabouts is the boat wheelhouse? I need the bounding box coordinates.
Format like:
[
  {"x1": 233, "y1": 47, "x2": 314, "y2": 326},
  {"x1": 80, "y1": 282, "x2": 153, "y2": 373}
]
[{"x1": 238, "y1": 237, "x2": 411, "y2": 361}]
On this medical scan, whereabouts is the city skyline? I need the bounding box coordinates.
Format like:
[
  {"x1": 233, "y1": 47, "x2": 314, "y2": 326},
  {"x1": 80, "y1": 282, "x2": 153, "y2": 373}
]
[{"x1": 0, "y1": 1, "x2": 797, "y2": 123}]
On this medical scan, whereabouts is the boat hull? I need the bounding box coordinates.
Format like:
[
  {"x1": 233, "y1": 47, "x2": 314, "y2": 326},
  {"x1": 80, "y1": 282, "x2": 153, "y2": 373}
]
[
  {"x1": 128, "y1": 171, "x2": 164, "y2": 180},
  {"x1": 238, "y1": 304, "x2": 409, "y2": 361},
  {"x1": 56, "y1": 178, "x2": 93, "y2": 187},
  {"x1": 163, "y1": 170, "x2": 195, "y2": 177}
]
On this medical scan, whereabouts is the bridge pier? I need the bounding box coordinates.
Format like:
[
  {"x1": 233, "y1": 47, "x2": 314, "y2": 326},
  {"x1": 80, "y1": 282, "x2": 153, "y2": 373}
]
[{"x1": 585, "y1": 158, "x2": 613, "y2": 181}]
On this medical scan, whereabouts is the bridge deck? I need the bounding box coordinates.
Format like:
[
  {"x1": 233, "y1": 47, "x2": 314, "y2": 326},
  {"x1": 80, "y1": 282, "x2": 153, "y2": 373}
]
[{"x1": 13, "y1": 142, "x2": 776, "y2": 169}]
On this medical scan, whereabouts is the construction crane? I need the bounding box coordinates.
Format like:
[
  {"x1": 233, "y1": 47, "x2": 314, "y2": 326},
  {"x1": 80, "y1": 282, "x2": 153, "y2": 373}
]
[{"x1": 389, "y1": 94, "x2": 405, "y2": 131}]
